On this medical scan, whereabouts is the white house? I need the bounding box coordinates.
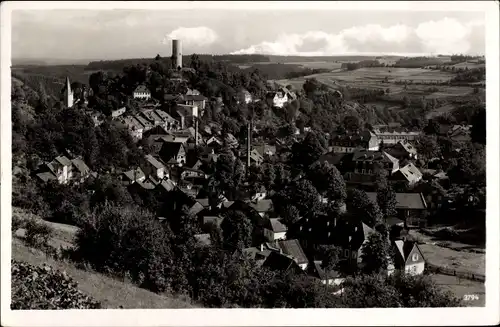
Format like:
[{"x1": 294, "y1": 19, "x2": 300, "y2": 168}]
[
  {"x1": 266, "y1": 88, "x2": 297, "y2": 108},
  {"x1": 264, "y1": 218, "x2": 287, "y2": 242},
  {"x1": 133, "y1": 85, "x2": 151, "y2": 100},
  {"x1": 393, "y1": 240, "x2": 426, "y2": 275},
  {"x1": 121, "y1": 116, "x2": 145, "y2": 140}
]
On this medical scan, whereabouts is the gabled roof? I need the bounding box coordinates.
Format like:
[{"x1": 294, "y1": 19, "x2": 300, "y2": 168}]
[
  {"x1": 189, "y1": 199, "x2": 205, "y2": 216},
  {"x1": 136, "y1": 179, "x2": 156, "y2": 190},
  {"x1": 71, "y1": 158, "x2": 90, "y2": 175},
  {"x1": 54, "y1": 155, "x2": 72, "y2": 167},
  {"x1": 394, "y1": 240, "x2": 425, "y2": 263},
  {"x1": 123, "y1": 168, "x2": 145, "y2": 182},
  {"x1": 262, "y1": 251, "x2": 299, "y2": 272},
  {"x1": 160, "y1": 142, "x2": 185, "y2": 160},
  {"x1": 155, "y1": 110, "x2": 178, "y2": 123},
  {"x1": 249, "y1": 199, "x2": 273, "y2": 213},
  {"x1": 268, "y1": 218, "x2": 287, "y2": 233},
  {"x1": 141, "y1": 110, "x2": 163, "y2": 123},
  {"x1": 318, "y1": 152, "x2": 349, "y2": 166},
  {"x1": 397, "y1": 140, "x2": 417, "y2": 155},
  {"x1": 134, "y1": 85, "x2": 150, "y2": 94},
  {"x1": 145, "y1": 154, "x2": 165, "y2": 170},
  {"x1": 135, "y1": 115, "x2": 153, "y2": 129},
  {"x1": 36, "y1": 172, "x2": 57, "y2": 182},
  {"x1": 158, "y1": 179, "x2": 176, "y2": 192},
  {"x1": 366, "y1": 192, "x2": 427, "y2": 210},
  {"x1": 196, "y1": 198, "x2": 210, "y2": 208},
  {"x1": 277, "y1": 239, "x2": 308, "y2": 265},
  {"x1": 398, "y1": 163, "x2": 422, "y2": 183},
  {"x1": 352, "y1": 150, "x2": 398, "y2": 165},
  {"x1": 312, "y1": 260, "x2": 341, "y2": 280}
]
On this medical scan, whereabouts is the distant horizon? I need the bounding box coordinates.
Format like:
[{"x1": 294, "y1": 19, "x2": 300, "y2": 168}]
[{"x1": 12, "y1": 52, "x2": 485, "y2": 67}]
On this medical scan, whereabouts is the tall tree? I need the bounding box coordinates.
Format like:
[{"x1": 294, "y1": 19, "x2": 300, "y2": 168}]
[
  {"x1": 220, "y1": 210, "x2": 253, "y2": 250},
  {"x1": 360, "y1": 232, "x2": 391, "y2": 274},
  {"x1": 376, "y1": 185, "x2": 397, "y2": 219},
  {"x1": 307, "y1": 161, "x2": 347, "y2": 204}
]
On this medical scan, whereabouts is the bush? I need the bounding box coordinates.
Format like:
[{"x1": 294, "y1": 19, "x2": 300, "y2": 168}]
[
  {"x1": 74, "y1": 203, "x2": 174, "y2": 293},
  {"x1": 11, "y1": 215, "x2": 26, "y2": 232},
  {"x1": 11, "y1": 261, "x2": 101, "y2": 309},
  {"x1": 24, "y1": 219, "x2": 53, "y2": 249}
]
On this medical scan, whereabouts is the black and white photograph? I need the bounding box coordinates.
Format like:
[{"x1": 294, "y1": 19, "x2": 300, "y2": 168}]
[{"x1": 1, "y1": 1, "x2": 498, "y2": 326}]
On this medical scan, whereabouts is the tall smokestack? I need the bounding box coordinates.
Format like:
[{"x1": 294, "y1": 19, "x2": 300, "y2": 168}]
[
  {"x1": 172, "y1": 39, "x2": 182, "y2": 70},
  {"x1": 247, "y1": 121, "x2": 251, "y2": 172}
]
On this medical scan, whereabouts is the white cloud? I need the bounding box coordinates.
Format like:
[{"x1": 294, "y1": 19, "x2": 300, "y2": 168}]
[
  {"x1": 231, "y1": 18, "x2": 484, "y2": 56},
  {"x1": 164, "y1": 26, "x2": 219, "y2": 47}
]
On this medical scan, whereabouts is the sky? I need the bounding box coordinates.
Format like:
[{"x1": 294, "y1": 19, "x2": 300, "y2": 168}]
[{"x1": 11, "y1": 8, "x2": 485, "y2": 60}]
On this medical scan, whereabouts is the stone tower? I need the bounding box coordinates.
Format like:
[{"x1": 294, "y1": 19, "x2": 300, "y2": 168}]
[
  {"x1": 171, "y1": 39, "x2": 182, "y2": 70},
  {"x1": 64, "y1": 76, "x2": 74, "y2": 108}
]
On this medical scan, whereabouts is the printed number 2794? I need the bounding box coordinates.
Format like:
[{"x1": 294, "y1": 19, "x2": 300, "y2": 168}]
[{"x1": 463, "y1": 294, "x2": 479, "y2": 301}]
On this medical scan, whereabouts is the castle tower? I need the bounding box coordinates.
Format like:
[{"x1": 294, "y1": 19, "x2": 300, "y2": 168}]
[
  {"x1": 171, "y1": 39, "x2": 182, "y2": 70},
  {"x1": 64, "y1": 76, "x2": 74, "y2": 108}
]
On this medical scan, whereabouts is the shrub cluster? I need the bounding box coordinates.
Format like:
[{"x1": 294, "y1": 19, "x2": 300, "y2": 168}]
[{"x1": 11, "y1": 261, "x2": 102, "y2": 310}]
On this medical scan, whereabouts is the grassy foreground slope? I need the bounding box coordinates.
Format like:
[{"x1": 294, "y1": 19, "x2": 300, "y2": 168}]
[{"x1": 11, "y1": 207, "x2": 197, "y2": 309}]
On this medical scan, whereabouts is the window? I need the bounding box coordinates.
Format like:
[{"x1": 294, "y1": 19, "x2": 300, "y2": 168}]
[
  {"x1": 412, "y1": 253, "x2": 419, "y2": 261},
  {"x1": 344, "y1": 249, "x2": 349, "y2": 258}
]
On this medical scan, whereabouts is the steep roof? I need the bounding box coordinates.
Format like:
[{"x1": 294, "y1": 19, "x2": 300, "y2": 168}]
[
  {"x1": 277, "y1": 239, "x2": 308, "y2": 265},
  {"x1": 123, "y1": 168, "x2": 145, "y2": 182},
  {"x1": 71, "y1": 158, "x2": 90, "y2": 175},
  {"x1": 262, "y1": 251, "x2": 299, "y2": 272},
  {"x1": 189, "y1": 201, "x2": 205, "y2": 216},
  {"x1": 269, "y1": 218, "x2": 287, "y2": 233},
  {"x1": 398, "y1": 163, "x2": 423, "y2": 183},
  {"x1": 54, "y1": 155, "x2": 72, "y2": 167},
  {"x1": 159, "y1": 142, "x2": 184, "y2": 161},
  {"x1": 155, "y1": 110, "x2": 178, "y2": 123},
  {"x1": 145, "y1": 154, "x2": 165, "y2": 170}
]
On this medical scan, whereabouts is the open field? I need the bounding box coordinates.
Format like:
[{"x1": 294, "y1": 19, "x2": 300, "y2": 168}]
[
  {"x1": 410, "y1": 230, "x2": 485, "y2": 276},
  {"x1": 430, "y1": 273, "x2": 485, "y2": 307},
  {"x1": 452, "y1": 62, "x2": 486, "y2": 70},
  {"x1": 12, "y1": 239, "x2": 197, "y2": 309}
]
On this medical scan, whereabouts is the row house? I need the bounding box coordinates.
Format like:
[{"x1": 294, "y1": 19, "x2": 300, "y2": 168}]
[
  {"x1": 329, "y1": 130, "x2": 379, "y2": 153},
  {"x1": 372, "y1": 129, "x2": 421, "y2": 144}
]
